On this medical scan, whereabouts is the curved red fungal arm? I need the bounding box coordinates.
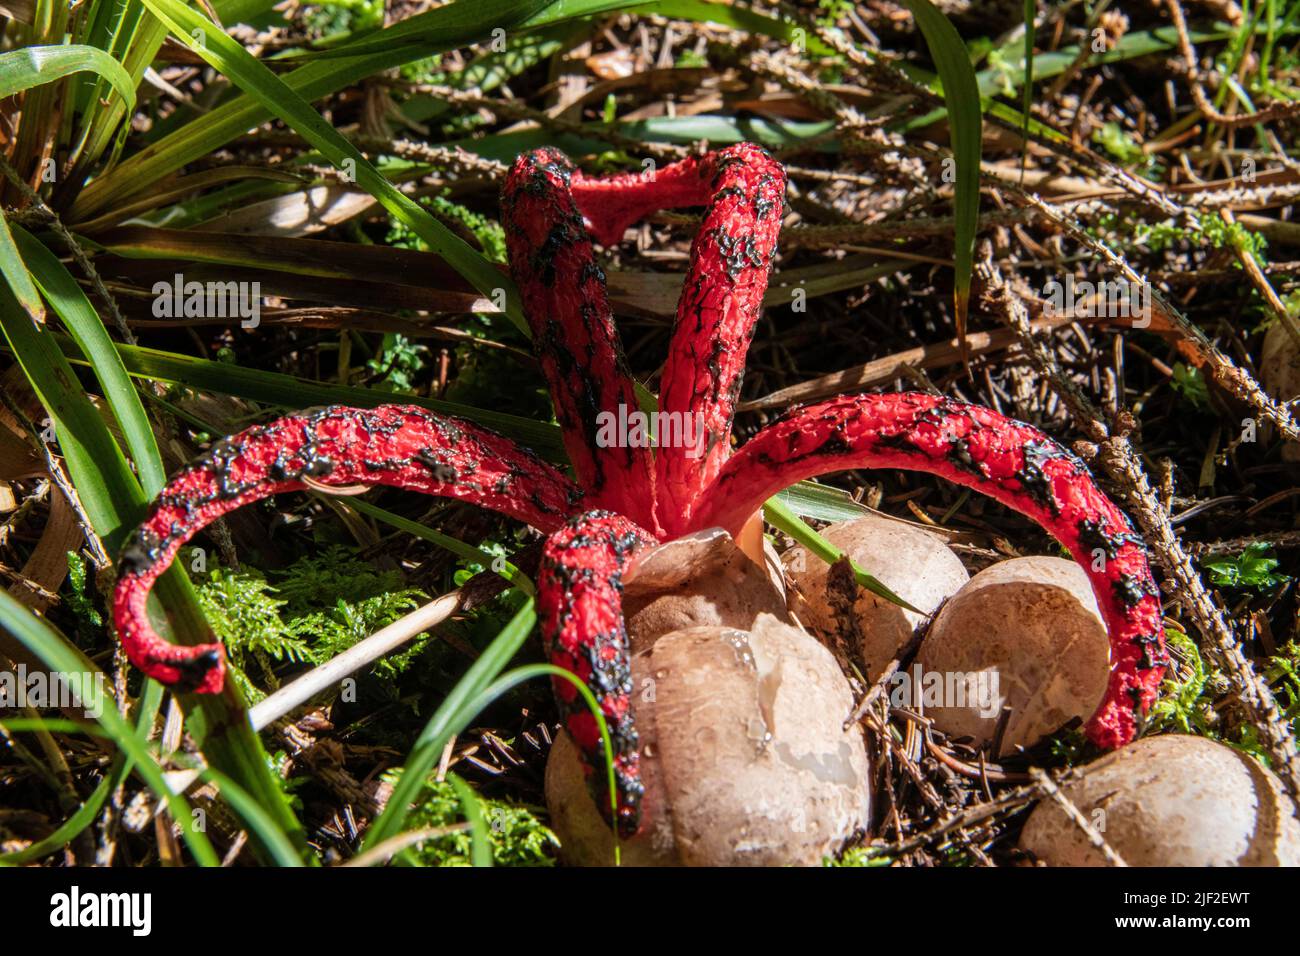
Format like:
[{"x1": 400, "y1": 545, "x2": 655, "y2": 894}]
[
  {"x1": 111, "y1": 405, "x2": 581, "y2": 693},
  {"x1": 651, "y1": 145, "x2": 786, "y2": 534},
  {"x1": 501, "y1": 149, "x2": 657, "y2": 531},
  {"x1": 538, "y1": 510, "x2": 655, "y2": 835},
  {"x1": 693, "y1": 392, "x2": 1167, "y2": 750}
]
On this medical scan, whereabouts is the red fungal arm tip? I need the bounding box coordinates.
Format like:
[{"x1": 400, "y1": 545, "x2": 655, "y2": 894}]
[{"x1": 539, "y1": 510, "x2": 655, "y2": 835}]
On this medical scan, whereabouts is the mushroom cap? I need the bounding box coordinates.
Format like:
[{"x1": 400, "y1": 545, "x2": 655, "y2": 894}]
[
  {"x1": 622, "y1": 527, "x2": 789, "y2": 655},
  {"x1": 916, "y1": 556, "x2": 1109, "y2": 755},
  {"x1": 1020, "y1": 734, "x2": 1300, "y2": 866},
  {"x1": 782, "y1": 514, "x2": 969, "y2": 680},
  {"x1": 545, "y1": 614, "x2": 871, "y2": 866}
]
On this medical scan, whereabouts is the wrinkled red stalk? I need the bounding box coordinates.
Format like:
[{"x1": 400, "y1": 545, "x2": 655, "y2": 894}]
[{"x1": 501, "y1": 149, "x2": 657, "y2": 532}]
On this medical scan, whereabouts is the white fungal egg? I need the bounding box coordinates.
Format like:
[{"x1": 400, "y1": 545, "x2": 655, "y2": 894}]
[{"x1": 545, "y1": 614, "x2": 871, "y2": 866}]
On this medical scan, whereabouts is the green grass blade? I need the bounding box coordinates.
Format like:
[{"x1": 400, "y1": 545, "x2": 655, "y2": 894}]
[
  {"x1": 447, "y1": 773, "x2": 492, "y2": 867},
  {"x1": 1, "y1": 678, "x2": 173, "y2": 865},
  {"x1": 458, "y1": 662, "x2": 620, "y2": 859},
  {"x1": 0, "y1": 773, "x2": 114, "y2": 865},
  {"x1": 0, "y1": 281, "x2": 310, "y2": 864},
  {"x1": 901, "y1": 0, "x2": 982, "y2": 342},
  {"x1": 344, "y1": 497, "x2": 534, "y2": 594},
  {"x1": 47, "y1": 333, "x2": 566, "y2": 460},
  {"x1": 764, "y1": 495, "x2": 923, "y2": 615},
  {"x1": 69, "y1": 0, "x2": 148, "y2": 165},
  {"x1": 363, "y1": 597, "x2": 537, "y2": 849},
  {"x1": 277, "y1": 0, "x2": 566, "y2": 60},
  {"x1": 78, "y1": 0, "x2": 273, "y2": 114},
  {"x1": 655, "y1": 0, "x2": 835, "y2": 53},
  {"x1": 773, "y1": 481, "x2": 871, "y2": 523},
  {"x1": 0, "y1": 674, "x2": 162, "y2": 864},
  {"x1": 137, "y1": 0, "x2": 530, "y2": 333},
  {"x1": 445, "y1": 115, "x2": 834, "y2": 161},
  {"x1": 14, "y1": 225, "x2": 166, "y2": 495},
  {"x1": 0, "y1": 280, "x2": 142, "y2": 536},
  {"x1": 71, "y1": 0, "x2": 695, "y2": 222},
  {"x1": 0, "y1": 717, "x2": 112, "y2": 735},
  {"x1": 0, "y1": 213, "x2": 44, "y2": 318},
  {"x1": 370, "y1": 658, "x2": 621, "y2": 864},
  {"x1": 75, "y1": 0, "x2": 280, "y2": 172},
  {"x1": 75, "y1": 5, "x2": 169, "y2": 171},
  {"x1": 196, "y1": 767, "x2": 306, "y2": 867},
  {"x1": 1020, "y1": 0, "x2": 1035, "y2": 178},
  {"x1": 70, "y1": 0, "x2": 557, "y2": 220},
  {"x1": 0, "y1": 44, "x2": 135, "y2": 108},
  {"x1": 0, "y1": 589, "x2": 220, "y2": 866},
  {"x1": 316, "y1": 0, "x2": 802, "y2": 62}
]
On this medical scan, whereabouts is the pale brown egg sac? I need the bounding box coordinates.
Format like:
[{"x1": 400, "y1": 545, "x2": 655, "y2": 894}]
[
  {"x1": 781, "y1": 514, "x2": 969, "y2": 681},
  {"x1": 545, "y1": 614, "x2": 871, "y2": 866},
  {"x1": 916, "y1": 556, "x2": 1111, "y2": 756},
  {"x1": 619, "y1": 526, "x2": 789, "y2": 654},
  {"x1": 1019, "y1": 734, "x2": 1300, "y2": 866}
]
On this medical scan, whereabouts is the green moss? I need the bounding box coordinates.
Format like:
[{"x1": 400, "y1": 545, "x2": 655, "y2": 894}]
[
  {"x1": 364, "y1": 333, "x2": 429, "y2": 395},
  {"x1": 64, "y1": 550, "x2": 103, "y2": 646},
  {"x1": 301, "y1": 0, "x2": 383, "y2": 38},
  {"x1": 1265, "y1": 642, "x2": 1300, "y2": 738},
  {"x1": 386, "y1": 193, "x2": 507, "y2": 263},
  {"x1": 1091, "y1": 123, "x2": 1164, "y2": 181},
  {"x1": 1169, "y1": 361, "x2": 1210, "y2": 411},
  {"x1": 379, "y1": 770, "x2": 558, "y2": 866},
  {"x1": 1148, "y1": 628, "x2": 1222, "y2": 737},
  {"x1": 194, "y1": 546, "x2": 428, "y2": 700}
]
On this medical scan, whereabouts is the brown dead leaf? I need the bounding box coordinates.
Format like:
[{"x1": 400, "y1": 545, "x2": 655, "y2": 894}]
[{"x1": 6, "y1": 492, "x2": 84, "y2": 613}]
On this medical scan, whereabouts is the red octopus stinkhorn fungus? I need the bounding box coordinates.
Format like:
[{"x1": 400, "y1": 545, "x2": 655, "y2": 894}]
[{"x1": 111, "y1": 143, "x2": 1168, "y2": 837}]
